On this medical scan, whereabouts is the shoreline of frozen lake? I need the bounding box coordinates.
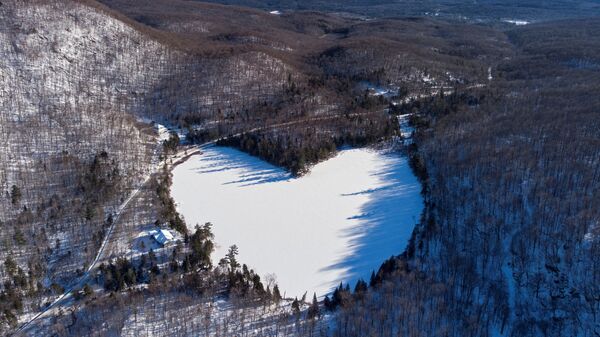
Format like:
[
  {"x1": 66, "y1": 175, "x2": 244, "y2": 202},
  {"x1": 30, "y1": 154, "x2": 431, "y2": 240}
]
[{"x1": 170, "y1": 146, "x2": 423, "y2": 298}]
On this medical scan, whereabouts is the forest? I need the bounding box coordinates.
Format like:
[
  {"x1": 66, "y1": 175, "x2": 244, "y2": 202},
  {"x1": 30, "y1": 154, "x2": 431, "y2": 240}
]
[
  {"x1": 0, "y1": 0, "x2": 598, "y2": 336},
  {"x1": 198, "y1": 0, "x2": 600, "y2": 23},
  {"x1": 331, "y1": 19, "x2": 600, "y2": 337}
]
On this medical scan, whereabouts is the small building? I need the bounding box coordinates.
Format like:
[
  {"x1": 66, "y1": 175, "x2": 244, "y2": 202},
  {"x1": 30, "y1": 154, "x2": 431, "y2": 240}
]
[{"x1": 152, "y1": 229, "x2": 174, "y2": 246}]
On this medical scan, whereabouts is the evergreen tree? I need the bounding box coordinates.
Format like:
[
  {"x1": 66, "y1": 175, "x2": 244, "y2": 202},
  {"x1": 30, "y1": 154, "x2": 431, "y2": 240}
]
[
  {"x1": 331, "y1": 286, "x2": 341, "y2": 309},
  {"x1": 82, "y1": 284, "x2": 93, "y2": 297},
  {"x1": 148, "y1": 249, "x2": 156, "y2": 262},
  {"x1": 252, "y1": 274, "x2": 265, "y2": 296},
  {"x1": 4, "y1": 257, "x2": 17, "y2": 276},
  {"x1": 354, "y1": 279, "x2": 368, "y2": 300},
  {"x1": 136, "y1": 264, "x2": 145, "y2": 283},
  {"x1": 226, "y1": 245, "x2": 240, "y2": 273},
  {"x1": 307, "y1": 293, "x2": 320, "y2": 319},
  {"x1": 291, "y1": 297, "x2": 300, "y2": 314},
  {"x1": 369, "y1": 271, "x2": 377, "y2": 287},
  {"x1": 265, "y1": 286, "x2": 272, "y2": 301},
  {"x1": 162, "y1": 131, "x2": 180, "y2": 154},
  {"x1": 323, "y1": 295, "x2": 333, "y2": 311},
  {"x1": 354, "y1": 279, "x2": 368, "y2": 294},
  {"x1": 189, "y1": 223, "x2": 214, "y2": 269},
  {"x1": 10, "y1": 185, "x2": 21, "y2": 205},
  {"x1": 273, "y1": 284, "x2": 282, "y2": 302}
]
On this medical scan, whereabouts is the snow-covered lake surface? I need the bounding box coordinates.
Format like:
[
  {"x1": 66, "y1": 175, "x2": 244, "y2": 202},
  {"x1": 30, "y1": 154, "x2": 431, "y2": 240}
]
[{"x1": 171, "y1": 146, "x2": 423, "y2": 298}]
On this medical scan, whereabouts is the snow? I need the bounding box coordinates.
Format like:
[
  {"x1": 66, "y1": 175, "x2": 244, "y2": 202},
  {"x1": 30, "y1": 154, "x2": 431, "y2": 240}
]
[
  {"x1": 503, "y1": 19, "x2": 530, "y2": 26},
  {"x1": 152, "y1": 229, "x2": 174, "y2": 245},
  {"x1": 156, "y1": 124, "x2": 172, "y2": 143},
  {"x1": 269, "y1": 10, "x2": 282, "y2": 15},
  {"x1": 171, "y1": 146, "x2": 423, "y2": 298},
  {"x1": 398, "y1": 113, "x2": 415, "y2": 142},
  {"x1": 134, "y1": 229, "x2": 164, "y2": 252},
  {"x1": 358, "y1": 81, "x2": 398, "y2": 98},
  {"x1": 120, "y1": 296, "x2": 303, "y2": 336},
  {"x1": 422, "y1": 74, "x2": 434, "y2": 83}
]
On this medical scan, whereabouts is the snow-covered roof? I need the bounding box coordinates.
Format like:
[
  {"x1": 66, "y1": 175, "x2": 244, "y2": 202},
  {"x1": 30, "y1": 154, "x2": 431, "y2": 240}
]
[{"x1": 153, "y1": 229, "x2": 174, "y2": 245}]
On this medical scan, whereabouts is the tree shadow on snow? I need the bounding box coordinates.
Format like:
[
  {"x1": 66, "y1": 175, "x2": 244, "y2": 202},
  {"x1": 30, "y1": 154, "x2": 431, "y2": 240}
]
[
  {"x1": 194, "y1": 146, "x2": 291, "y2": 186},
  {"x1": 319, "y1": 152, "x2": 423, "y2": 294}
]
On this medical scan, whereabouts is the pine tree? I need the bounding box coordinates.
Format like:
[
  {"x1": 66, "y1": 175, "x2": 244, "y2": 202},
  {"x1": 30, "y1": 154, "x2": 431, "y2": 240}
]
[
  {"x1": 354, "y1": 279, "x2": 367, "y2": 294},
  {"x1": 354, "y1": 279, "x2": 368, "y2": 300},
  {"x1": 307, "y1": 293, "x2": 320, "y2": 319},
  {"x1": 4, "y1": 257, "x2": 17, "y2": 276},
  {"x1": 323, "y1": 295, "x2": 333, "y2": 311},
  {"x1": 163, "y1": 131, "x2": 180, "y2": 154},
  {"x1": 369, "y1": 271, "x2": 377, "y2": 287},
  {"x1": 273, "y1": 284, "x2": 282, "y2": 302},
  {"x1": 148, "y1": 249, "x2": 156, "y2": 262},
  {"x1": 265, "y1": 286, "x2": 272, "y2": 301},
  {"x1": 10, "y1": 185, "x2": 21, "y2": 205},
  {"x1": 291, "y1": 297, "x2": 300, "y2": 314},
  {"x1": 331, "y1": 284, "x2": 342, "y2": 309},
  {"x1": 82, "y1": 284, "x2": 93, "y2": 297},
  {"x1": 226, "y1": 245, "x2": 240, "y2": 272}
]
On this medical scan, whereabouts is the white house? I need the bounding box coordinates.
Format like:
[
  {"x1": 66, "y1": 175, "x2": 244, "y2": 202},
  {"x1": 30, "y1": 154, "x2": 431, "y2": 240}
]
[{"x1": 152, "y1": 229, "x2": 174, "y2": 246}]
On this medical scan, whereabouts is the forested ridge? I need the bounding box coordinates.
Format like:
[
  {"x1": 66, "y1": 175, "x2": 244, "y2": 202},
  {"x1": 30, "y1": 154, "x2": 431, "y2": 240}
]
[
  {"x1": 0, "y1": 0, "x2": 598, "y2": 336},
  {"x1": 332, "y1": 20, "x2": 600, "y2": 337},
  {"x1": 198, "y1": 0, "x2": 600, "y2": 23}
]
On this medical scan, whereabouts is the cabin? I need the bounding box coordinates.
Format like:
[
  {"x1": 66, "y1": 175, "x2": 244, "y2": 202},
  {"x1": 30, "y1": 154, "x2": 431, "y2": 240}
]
[{"x1": 152, "y1": 229, "x2": 174, "y2": 246}]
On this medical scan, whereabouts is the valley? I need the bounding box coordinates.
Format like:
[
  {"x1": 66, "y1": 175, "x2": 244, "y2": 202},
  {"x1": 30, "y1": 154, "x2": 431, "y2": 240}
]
[{"x1": 0, "y1": 0, "x2": 598, "y2": 336}]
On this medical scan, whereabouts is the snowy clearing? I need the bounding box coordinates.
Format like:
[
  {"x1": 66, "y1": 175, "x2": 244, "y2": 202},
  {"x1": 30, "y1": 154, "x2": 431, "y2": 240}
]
[
  {"x1": 171, "y1": 146, "x2": 423, "y2": 298},
  {"x1": 503, "y1": 19, "x2": 530, "y2": 25}
]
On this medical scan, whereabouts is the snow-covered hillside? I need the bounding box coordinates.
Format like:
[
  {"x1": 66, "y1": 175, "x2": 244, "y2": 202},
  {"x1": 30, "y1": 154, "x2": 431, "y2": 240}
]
[{"x1": 0, "y1": 1, "x2": 293, "y2": 331}]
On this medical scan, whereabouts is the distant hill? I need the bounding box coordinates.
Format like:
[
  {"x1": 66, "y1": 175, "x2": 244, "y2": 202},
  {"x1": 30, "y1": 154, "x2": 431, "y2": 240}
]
[{"x1": 196, "y1": 0, "x2": 600, "y2": 23}]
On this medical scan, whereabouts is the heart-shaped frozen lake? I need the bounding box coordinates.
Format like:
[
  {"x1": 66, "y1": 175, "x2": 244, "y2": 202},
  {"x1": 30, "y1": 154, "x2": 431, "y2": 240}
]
[{"x1": 171, "y1": 146, "x2": 422, "y2": 298}]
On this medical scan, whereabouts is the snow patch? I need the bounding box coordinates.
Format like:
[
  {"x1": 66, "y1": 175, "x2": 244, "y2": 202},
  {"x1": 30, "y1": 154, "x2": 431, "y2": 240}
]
[{"x1": 503, "y1": 19, "x2": 530, "y2": 26}]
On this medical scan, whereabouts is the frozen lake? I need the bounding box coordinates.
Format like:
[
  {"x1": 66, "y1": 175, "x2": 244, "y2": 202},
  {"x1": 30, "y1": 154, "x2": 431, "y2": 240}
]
[{"x1": 171, "y1": 146, "x2": 423, "y2": 298}]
